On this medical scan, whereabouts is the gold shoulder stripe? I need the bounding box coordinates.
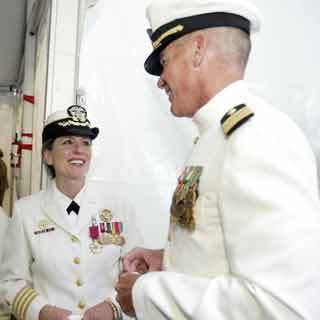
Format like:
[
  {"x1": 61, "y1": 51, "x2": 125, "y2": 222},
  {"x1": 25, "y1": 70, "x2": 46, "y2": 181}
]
[
  {"x1": 153, "y1": 25, "x2": 184, "y2": 49},
  {"x1": 221, "y1": 104, "x2": 254, "y2": 136},
  {"x1": 12, "y1": 287, "x2": 39, "y2": 320}
]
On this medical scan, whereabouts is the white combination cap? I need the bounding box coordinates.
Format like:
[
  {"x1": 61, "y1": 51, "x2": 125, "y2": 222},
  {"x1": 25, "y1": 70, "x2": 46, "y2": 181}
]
[
  {"x1": 42, "y1": 105, "x2": 99, "y2": 143},
  {"x1": 144, "y1": 0, "x2": 262, "y2": 76}
]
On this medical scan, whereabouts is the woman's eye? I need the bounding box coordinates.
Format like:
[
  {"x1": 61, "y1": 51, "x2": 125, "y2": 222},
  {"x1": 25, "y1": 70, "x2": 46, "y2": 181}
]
[
  {"x1": 83, "y1": 140, "x2": 91, "y2": 146},
  {"x1": 62, "y1": 139, "x2": 72, "y2": 145}
]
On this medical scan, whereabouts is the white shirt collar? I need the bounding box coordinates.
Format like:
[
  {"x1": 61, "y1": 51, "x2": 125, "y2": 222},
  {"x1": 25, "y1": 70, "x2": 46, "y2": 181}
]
[
  {"x1": 192, "y1": 80, "x2": 249, "y2": 135},
  {"x1": 52, "y1": 180, "x2": 86, "y2": 226}
]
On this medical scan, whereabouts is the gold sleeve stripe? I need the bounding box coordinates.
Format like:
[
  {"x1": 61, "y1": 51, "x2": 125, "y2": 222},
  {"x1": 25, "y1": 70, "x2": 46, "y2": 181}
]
[
  {"x1": 12, "y1": 287, "x2": 39, "y2": 320},
  {"x1": 222, "y1": 106, "x2": 253, "y2": 136},
  {"x1": 12, "y1": 287, "x2": 31, "y2": 317},
  {"x1": 20, "y1": 291, "x2": 38, "y2": 320}
]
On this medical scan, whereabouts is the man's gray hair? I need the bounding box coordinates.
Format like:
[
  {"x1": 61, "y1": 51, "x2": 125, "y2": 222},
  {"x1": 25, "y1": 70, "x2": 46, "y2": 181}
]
[{"x1": 204, "y1": 26, "x2": 251, "y2": 70}]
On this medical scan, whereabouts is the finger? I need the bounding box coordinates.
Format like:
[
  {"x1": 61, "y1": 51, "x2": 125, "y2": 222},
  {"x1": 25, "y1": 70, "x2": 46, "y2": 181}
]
[
  {"x1": 122, "y1": 249, "x2": 144, "y2": 271},
  {"x1": 122, "y1": 258, "x2": 137, "y2": 272}
]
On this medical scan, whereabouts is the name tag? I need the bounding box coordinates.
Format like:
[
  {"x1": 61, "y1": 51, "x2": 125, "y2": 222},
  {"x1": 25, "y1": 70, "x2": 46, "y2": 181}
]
[{"x1": 34, "y1": 227, "x2": 55, "y2": 235}]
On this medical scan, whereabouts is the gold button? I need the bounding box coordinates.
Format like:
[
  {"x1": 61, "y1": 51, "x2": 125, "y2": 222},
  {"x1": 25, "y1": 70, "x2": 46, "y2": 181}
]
[
  {"x1": 70, "y1": 235, "x2": 78, "y2": 242},
  {"x1": 73, "y1": 257, "x2": 81, "y2": 264},
  {"x1": 78, "y1": 300, "x2": 86, "y2": 309},
  {"x1": 76, "y1": 279, "x2": 83, "y2": 287}
]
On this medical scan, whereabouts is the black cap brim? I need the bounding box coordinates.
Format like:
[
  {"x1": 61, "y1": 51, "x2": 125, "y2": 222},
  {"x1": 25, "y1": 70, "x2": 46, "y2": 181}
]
[
  {"x1": 144, "y1": 12, "x2": 250, "y2": 76},
  {"x1": 42, "y1": 123, "x2": 99, "y2": 144}
]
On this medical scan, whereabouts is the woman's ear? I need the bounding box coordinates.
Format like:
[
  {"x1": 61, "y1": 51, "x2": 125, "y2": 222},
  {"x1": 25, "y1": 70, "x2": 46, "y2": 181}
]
[{"x1": 43, "y1": 149, "x2": 53, "y2": 166}]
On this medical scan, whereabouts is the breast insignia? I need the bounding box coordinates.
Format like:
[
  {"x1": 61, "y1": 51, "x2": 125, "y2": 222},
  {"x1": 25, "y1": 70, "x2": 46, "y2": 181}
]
[{"x1": 220, "y1": 104, "x2": 254, "y2": 136}]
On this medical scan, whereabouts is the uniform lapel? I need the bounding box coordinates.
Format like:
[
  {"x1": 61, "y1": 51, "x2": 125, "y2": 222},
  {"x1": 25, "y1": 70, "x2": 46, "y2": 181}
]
[{"x1": 40, "y1": 181, "x2": 75, "y2": 235}]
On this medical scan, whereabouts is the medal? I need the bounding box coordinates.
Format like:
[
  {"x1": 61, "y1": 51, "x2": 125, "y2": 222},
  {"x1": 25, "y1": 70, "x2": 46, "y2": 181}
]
[
  {"x1": 112, "y1": 235, "x2": 125, "y2": 246},
  {"x1": 98, "y1": 233, "x2": 113, "y2": 245},
  {"x1": 170, "y1": 166, "x2": 203, "y2": 231},
  {"x1": 90, "y1": 212, "x2": 125, "y2": 248},
  {"x1": 89, "y1": 217, "x2": 102, "y2": 254}
]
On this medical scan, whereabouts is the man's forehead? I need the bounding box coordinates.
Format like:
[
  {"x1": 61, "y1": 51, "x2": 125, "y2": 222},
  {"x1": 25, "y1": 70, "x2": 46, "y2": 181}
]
[{"x1": 160, "y1": 40, "x2": 178, "y2": 58}]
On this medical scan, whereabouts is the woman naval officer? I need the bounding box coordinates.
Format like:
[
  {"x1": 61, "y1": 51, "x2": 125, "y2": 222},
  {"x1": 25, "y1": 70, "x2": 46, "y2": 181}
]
[{"x1": 0, "y1": 105, "x2": 142, "y2": 320}]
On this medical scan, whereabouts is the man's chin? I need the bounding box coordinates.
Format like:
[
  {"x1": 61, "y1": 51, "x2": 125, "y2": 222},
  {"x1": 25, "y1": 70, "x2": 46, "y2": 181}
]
[{"x1": 170, "y1": 104, "x2": 184, "y2": 118}]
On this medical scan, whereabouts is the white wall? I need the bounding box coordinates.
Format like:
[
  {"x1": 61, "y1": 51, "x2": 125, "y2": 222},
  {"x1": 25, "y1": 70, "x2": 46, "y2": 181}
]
[
  {"x1": 79, "y1": 0, "x2": 320, "y2": 248},
  {"x1": 246, "y1": 0, "x2": 320, "y2": 183}
]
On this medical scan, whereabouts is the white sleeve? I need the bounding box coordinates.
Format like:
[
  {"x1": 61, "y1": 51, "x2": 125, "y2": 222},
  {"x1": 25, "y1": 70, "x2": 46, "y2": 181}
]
[
  {"x1": 132, "y1": 272, "x2": 265, "y2": 320},
  {"x1": 0, "y1": 203, "x2": 48, "y2": 320}
]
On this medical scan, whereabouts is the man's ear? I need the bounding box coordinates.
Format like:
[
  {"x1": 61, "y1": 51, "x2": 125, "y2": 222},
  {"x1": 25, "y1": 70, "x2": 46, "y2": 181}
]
[{"x1": 192, "y1": 33, "x2": 205, "y2": 67}]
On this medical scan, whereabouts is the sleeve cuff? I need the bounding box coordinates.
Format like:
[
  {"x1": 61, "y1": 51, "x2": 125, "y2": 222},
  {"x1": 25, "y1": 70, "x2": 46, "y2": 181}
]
[
  {"x1": 12, "y1": 287, "x2": 48, "y2": 320},
  {"x1": 132, "y1": 273, "x2": 150, "y2": 319},
  {"x1": 25, "y1": 295, "x2": 48, "y2": 320}
]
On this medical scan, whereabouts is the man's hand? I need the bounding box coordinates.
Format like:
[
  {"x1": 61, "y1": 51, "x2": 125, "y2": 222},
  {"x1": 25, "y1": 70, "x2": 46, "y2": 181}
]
[
  {"x1": 39, "y1": 305, "x2": 71, "y2": 320},
  {"x1": 82, "y1": 300, "x2": 113, "y2": 320},
  {"x1": 115, "y1": 272, "x2": 141, "y2": 317},
  {"x1": 122, "y1": 248, "x2": 164, "y2": 273}
]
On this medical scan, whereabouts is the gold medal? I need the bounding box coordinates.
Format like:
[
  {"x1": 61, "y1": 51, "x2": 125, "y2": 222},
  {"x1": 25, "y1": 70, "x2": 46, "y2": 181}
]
[
  {"x1": 112, "y1": 235, "x2": 125, "y2": 246},
  {"x1": 89, "y1": 240, "x2": 102, "y2": 254},
  {"x1": 98, "y1": 233, "x2": 113, "y2": 245}
]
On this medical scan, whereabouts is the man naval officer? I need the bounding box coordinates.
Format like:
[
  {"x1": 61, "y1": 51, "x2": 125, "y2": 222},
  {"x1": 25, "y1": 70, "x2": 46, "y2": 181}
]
[{"x1": 115, "y1": 0, "x2": 320, "y2": 319}]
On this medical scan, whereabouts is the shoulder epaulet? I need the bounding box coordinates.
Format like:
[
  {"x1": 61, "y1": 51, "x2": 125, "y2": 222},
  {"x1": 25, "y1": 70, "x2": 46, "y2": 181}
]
[{"x1": 220, "y1": 104, "x2": 254, "y2": 137}]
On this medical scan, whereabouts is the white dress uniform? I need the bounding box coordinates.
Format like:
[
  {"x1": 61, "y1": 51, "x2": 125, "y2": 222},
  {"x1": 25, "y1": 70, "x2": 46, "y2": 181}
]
[
  {"x1": 132, "y1": 80, "x2": 320, "y2": 319},
  {"x1": 0, "y1": 179, "x2": 142, "y2": 320}
]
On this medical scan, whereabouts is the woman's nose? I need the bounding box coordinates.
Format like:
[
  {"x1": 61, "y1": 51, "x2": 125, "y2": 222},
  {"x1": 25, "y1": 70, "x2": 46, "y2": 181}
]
[{"x1": 72, "y1": 141, "x2": 84, "y2": 153}]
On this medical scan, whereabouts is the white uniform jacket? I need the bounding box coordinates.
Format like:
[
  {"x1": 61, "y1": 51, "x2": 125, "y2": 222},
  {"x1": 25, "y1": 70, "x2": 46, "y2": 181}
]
[
  {"x1": 0, "y1": 180, "x2": 142, "y2": 320},
  {"x1": 132, "y1": 81, "x2": 320, "y2": 319}
]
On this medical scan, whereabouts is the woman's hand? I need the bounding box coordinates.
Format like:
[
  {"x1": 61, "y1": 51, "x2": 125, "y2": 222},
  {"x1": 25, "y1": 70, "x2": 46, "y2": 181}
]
[
  {"x1": 39, "y1": 305, "x2": 71, "y2": 320},
  {"x1": 82, "y1": 300, "x2": 114, "y2": 320},
  {"x1": 115, "y1": 272, "x2": 142, "y2": 317}
]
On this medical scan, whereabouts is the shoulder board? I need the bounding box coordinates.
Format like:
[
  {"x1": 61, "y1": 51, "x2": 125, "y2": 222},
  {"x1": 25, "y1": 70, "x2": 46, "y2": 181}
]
[{"x1": 220, "y1": 104, "x2": 254, "y2": 137}]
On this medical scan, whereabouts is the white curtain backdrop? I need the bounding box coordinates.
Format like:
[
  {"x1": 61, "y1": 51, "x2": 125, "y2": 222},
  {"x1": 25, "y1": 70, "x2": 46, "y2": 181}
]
[{"x1": 79, "y1": 0, "x2": 320, "y2": 248}]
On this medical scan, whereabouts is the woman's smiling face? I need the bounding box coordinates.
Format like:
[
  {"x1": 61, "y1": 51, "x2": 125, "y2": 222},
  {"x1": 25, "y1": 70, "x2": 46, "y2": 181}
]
[{"x1": 43, "y1": 135, "x2": 92, "y2": 181}]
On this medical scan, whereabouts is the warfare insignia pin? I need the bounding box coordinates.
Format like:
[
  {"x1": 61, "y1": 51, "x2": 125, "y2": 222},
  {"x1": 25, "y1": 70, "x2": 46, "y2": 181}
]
[
  {"x1": 38, "y1": 219, "x2": 49, "y2": 229},
  {"x1": 99, "y1": 209, "x2": 112, "y2": 222},
  {"x1": 34, "y1": 219, "x2": 55, "y2": 235}
]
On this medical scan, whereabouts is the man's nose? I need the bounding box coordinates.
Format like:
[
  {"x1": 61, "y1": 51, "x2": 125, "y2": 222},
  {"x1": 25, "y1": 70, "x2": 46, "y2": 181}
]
[{"x1": 157, "y1": 76, "x2": 165, "y2": 89}]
